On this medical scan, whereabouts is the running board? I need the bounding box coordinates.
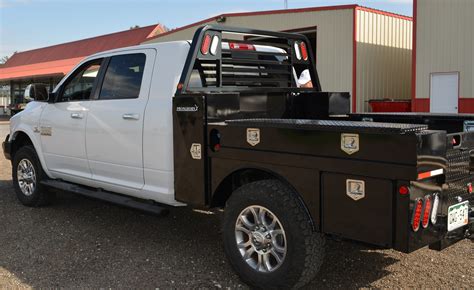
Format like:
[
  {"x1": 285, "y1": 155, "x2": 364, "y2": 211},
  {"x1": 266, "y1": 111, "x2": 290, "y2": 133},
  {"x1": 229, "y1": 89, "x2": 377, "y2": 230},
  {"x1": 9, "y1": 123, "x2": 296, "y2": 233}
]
[{"x1": 41, "y1": 179, "x2": 169, "y2": 216}]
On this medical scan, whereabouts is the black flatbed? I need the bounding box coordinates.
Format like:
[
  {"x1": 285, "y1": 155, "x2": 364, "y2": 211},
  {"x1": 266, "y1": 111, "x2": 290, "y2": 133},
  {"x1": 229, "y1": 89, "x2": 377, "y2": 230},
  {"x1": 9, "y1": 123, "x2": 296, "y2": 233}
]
[{"x1": 225, "y1": 118, "x2": 429, "y2": 134}]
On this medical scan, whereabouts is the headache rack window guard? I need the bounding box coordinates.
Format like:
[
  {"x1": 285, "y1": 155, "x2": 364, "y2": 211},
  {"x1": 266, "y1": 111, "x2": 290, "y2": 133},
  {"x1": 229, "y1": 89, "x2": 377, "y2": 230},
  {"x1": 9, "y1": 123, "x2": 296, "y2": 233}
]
[{"x1": 176, "y1": 25, "x2": 321, "y2": 95}]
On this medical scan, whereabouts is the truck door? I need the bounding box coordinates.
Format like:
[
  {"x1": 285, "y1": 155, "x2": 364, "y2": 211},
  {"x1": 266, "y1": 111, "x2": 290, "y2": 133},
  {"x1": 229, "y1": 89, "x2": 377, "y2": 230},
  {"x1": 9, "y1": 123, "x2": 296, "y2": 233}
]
[
  {"x1": 39, "y1": 58, "x2": 104, "y2": 180},
  {"x1": 85, "y1": 50, "x2": 155, "y2": 190}
]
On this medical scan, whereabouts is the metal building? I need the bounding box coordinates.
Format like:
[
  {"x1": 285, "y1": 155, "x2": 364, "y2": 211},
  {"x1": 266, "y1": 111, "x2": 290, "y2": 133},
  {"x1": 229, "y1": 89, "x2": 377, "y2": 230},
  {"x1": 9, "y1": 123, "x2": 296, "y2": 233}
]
[
  {"x1": 413, "y1": 0, "x2": 474, "y2": 113},
  {"x1": 144, "y1": 5, "x2": 413, "y2": 112}
]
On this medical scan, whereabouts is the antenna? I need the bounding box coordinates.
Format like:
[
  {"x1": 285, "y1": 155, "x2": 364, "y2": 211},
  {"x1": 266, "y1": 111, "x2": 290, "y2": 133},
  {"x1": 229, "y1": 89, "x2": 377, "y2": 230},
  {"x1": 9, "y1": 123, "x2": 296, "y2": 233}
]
[{"x1": 284, "y1": 0, "x2": 288, "y2": 9}]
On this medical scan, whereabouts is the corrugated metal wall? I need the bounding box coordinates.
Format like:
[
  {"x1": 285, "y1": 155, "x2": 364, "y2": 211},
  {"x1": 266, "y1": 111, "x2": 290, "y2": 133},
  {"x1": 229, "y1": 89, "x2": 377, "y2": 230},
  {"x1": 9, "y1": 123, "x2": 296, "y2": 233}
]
[
  {"x1": 144, "y1": 9, "x2": 354, "y2": 98},
  {"x1": 356, "y1": 9, "x2": 413, "y2": 112},
  {"x1": 416, "y1": 0, "x2": 473, "y2": 99}
]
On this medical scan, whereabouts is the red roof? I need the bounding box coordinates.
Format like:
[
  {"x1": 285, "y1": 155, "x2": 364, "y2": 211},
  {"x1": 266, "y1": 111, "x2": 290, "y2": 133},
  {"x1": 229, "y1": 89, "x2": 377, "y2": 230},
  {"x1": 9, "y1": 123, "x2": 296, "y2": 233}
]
[{"x1": 0, "y1": 24, "x2": 166, "y2": 81}]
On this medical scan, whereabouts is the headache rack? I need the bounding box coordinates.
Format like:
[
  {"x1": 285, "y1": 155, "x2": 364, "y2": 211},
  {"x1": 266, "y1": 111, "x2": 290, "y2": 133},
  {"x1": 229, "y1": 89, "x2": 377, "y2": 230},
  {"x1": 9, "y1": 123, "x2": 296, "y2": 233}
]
[{"x1": 176, "y1": 25, "x2": 321, "y2": 94}]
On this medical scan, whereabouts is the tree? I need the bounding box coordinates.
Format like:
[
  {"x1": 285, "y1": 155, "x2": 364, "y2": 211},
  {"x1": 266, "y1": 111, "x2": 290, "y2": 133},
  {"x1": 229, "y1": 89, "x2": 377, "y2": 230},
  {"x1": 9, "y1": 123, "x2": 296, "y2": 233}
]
[{"x1": 0, "y1": 51, "x2": 17, "y2": 64}]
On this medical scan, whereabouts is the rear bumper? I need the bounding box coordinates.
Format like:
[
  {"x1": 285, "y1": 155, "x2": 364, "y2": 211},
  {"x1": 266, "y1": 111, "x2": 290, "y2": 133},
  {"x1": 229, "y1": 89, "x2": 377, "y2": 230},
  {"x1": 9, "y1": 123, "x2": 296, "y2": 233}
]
[
  {"x1": 2, "y1": 134, "x2": 11, "y2": 160},
  {"x1": 429, "y1": 213, "x2": 474, "y2": 251}
]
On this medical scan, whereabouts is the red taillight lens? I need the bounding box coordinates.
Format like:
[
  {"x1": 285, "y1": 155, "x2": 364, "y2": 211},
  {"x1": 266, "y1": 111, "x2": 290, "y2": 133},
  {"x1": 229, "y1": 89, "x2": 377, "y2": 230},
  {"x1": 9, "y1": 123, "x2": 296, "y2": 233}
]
[
  {"x1": 300, "y1": 42, "x2": 308, "y2": 60},
  {"x1": 399, "y1": 185, "x2": 409, "y2": 195},
  {"x1": 229, "y1": 42, "x2": 255, "y2": 50},
  {"x1": 201, "y1": 34, "x2": 212, "y2": 55},
  {"x1": 412, "y1": 198, "x2": 423, "y2": 232},
  {"x1": 421, "y1": 196, "x2": 432, "y2": 228}
]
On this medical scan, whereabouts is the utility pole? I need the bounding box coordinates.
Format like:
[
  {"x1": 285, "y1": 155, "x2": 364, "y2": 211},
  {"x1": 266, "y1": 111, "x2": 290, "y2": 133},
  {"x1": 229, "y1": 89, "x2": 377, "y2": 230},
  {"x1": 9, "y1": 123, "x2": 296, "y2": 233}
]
[{"x1": 284, "y1": 0, "x2": 288, "y2": 9}]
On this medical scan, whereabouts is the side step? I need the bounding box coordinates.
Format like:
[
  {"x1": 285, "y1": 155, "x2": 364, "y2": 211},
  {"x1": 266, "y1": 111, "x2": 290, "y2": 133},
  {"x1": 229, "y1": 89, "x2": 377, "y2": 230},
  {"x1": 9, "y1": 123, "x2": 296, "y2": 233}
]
[{"x1": 41, "y1": 179, "x2": 169, "y2": 216}]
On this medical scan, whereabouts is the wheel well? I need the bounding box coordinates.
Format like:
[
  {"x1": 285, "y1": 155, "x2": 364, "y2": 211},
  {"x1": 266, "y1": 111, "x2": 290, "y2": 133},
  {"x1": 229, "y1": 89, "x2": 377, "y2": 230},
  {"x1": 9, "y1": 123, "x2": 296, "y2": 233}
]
[
  {"x1": 11, "y1": 131, "x2": 33, "y2": 159},
  {"x1": 211, "y1": 168, "x2": 296, "y2": 208}
]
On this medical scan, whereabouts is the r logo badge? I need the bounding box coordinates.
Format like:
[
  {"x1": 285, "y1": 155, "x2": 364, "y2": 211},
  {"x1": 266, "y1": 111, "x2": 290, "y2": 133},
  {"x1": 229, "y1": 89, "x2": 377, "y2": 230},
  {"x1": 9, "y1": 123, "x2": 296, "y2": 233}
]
[
  {"x1": 341, "y1": 133, "x2": 359, "y2": 155},
  {"x1": 346, "y1": 179, "x2": 365, "y2": 201},
  {"x1": 247, "y1": 128, "x2": 260, "y2": 146},
  {"x1": 190, "y1": 143, "x2": 202, "y2": 160}
]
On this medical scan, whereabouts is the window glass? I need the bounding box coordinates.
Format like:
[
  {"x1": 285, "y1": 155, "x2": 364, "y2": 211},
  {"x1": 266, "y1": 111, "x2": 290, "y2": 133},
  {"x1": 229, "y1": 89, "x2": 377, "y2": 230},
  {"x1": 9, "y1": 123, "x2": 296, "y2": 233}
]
[
  {"x1": 60, "y1": 59, "x2": 102, "y2": 102},
  {"x1": 99, "y1": 54, "x2": 146, "y2": 100}
]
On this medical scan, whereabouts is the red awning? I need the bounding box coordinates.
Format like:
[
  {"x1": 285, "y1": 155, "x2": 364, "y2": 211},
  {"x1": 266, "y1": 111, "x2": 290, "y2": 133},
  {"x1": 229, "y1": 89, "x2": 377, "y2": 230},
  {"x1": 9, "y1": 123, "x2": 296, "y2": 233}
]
[{"x1": 0, "y1": 57, "x2": 84, "y2": 81}]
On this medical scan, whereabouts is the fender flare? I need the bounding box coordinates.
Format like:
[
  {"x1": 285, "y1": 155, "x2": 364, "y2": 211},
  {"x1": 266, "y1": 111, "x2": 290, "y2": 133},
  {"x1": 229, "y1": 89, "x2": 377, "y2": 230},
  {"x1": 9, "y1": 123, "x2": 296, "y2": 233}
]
[{"x1": 10, "y1": 127, "x2": 53, "y2": 178}]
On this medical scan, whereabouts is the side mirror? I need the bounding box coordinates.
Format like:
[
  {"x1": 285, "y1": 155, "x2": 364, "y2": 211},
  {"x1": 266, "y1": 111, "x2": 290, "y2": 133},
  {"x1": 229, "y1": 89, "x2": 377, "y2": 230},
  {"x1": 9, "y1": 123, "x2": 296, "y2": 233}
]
[{"x1": 24, "y1": 83, "x2": 49, "y2": 102}]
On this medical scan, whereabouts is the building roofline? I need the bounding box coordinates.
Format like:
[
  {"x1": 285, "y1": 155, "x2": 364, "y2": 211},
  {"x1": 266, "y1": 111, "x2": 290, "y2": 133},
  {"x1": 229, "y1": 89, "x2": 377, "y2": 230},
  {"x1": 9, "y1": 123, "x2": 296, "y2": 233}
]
[
  {"x1": 9, "y1": 24, "x2": 159, "y2": 57},
  {"x1": 146, "y1": 4, "x2": 412, "y2": 42}
]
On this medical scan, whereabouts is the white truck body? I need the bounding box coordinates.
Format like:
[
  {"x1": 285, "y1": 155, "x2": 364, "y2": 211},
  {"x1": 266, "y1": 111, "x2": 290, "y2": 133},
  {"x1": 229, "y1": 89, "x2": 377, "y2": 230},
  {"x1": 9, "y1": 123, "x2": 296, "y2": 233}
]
[{"x1": 8, "y1": 41, "x2": 190, "y2": 206}]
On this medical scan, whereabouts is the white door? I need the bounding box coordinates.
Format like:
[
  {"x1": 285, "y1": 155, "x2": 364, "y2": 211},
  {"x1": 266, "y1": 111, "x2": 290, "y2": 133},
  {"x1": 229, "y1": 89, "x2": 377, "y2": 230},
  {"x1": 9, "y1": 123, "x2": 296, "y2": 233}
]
[
  {"x1": 430, "y1": 72, "x2": 459, "y2": 113},
  {"x1": 40, "y1": 59, "x2": 104, "y2": 179},
  {"x1": 86, "y1": 50, "x2": 155, "y2": 190}
]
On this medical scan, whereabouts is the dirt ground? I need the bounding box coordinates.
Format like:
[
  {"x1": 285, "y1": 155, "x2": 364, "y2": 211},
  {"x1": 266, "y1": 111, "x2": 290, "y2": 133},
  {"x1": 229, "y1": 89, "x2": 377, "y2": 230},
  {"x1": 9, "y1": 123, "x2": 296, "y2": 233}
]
[{"x1": 0, "y1": 123, "x2": 473, "y2": 288}]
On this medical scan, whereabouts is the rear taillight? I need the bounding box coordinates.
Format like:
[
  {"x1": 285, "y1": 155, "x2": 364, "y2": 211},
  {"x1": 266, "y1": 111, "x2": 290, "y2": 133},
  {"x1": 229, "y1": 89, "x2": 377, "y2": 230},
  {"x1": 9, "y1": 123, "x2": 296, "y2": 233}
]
[
  {"x1": 300, "y1": 42, "x2": 308, "y2": 60},
  {"x1": 201, "y1": 34, "x2": 212, "y2": 55},
  {"x1": 412, "y1": 198, "x2": 423, "y2": 232},
  {"x1": 229, "y1": 42, "x2": 255, "y2": 50},
  {"x1": 210, "y1": 35, "x2": 220, "y2": 55},
  {"x1": 421, "y1": 196, "x2": 432, "y2": 228},
  {"x1": 398, "y1": 185, "x2": 409, "y2": 195}
]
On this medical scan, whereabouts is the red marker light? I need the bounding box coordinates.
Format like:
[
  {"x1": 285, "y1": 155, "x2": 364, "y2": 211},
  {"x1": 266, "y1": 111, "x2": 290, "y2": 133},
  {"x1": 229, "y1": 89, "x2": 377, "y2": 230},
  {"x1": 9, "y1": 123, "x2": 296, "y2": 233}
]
[
  {"x1": 399, "y1": 185, "x2": 409, "y2": 195},
  {"x1": 421, "y1": 196, "x2": 432, "y2": 228},
  {"x1": 412, "y1": 199, "x2": 423, "y2": 232},
  {"x1": 229, "y1": 42, "x2": 255, "y2": 50},
  {"x1": 468, "y1": 183, "x2": 473, "y2": 194},
  {"x1": 300, "y1": 42, "x2": 308, "y2": 60},
  {"x1": 201, "y1": 34, "x2": 212, "y2": 55}
]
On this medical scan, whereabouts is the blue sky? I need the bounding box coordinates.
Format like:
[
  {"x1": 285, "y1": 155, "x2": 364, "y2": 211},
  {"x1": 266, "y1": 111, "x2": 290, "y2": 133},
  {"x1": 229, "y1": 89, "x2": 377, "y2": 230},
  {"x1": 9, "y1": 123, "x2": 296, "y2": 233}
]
[{"x1": 0, "y1": 0, "x2": 413, "y2": 58}]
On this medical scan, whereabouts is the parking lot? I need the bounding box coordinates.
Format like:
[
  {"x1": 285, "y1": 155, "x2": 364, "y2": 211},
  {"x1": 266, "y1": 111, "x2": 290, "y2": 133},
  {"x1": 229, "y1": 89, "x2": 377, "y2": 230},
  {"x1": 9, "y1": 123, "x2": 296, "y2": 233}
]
[{"x1": 0, "y1": 121, "x2": 473, "y2": 288}]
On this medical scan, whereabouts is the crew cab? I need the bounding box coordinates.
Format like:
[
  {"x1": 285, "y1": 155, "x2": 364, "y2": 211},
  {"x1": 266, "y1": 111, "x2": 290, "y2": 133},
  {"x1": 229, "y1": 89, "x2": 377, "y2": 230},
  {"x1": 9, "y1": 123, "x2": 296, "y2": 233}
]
[{"x1": 3, "y1": 26, "x2": 473, "y2": 288}]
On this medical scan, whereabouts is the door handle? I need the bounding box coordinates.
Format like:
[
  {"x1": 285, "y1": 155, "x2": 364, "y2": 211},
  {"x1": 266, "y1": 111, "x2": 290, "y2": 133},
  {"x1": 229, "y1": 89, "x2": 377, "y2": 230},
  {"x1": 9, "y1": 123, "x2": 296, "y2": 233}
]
[
  {"x1": 122, "y1": 113, "x2": 140, "y2": 120},
  {"x1": 71, "y1": 113, "x2": 83, "y2": 119}
]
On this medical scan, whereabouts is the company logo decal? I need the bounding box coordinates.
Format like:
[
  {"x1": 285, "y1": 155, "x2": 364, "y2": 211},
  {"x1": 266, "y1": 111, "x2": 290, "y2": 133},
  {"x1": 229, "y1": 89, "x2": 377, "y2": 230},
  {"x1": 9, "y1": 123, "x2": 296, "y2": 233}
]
[
  {"x1": 190, "y1": 143, "x2": 202, "y2": 160},
  {"x1": 39, "y1": 126, "x2": 52, "y2": 136},
  {"x1": 246, "y1": 128, "x2": 260, "y2": 146},
  {"x1": 177, "y1": 105, "x2": 199, "y2": 112},
  {"x1": 341, "y1": 133, "x2": 359, "y2": 155},
  {"x1": 346, "y1": 179, "x2": 365, "y2": 201}
]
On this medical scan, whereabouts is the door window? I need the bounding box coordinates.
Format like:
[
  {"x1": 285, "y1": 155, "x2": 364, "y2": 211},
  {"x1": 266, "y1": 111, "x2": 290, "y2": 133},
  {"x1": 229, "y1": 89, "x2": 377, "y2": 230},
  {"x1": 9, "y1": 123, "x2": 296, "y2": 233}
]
[
  {"x1": 99, "y1": 53, "x2": 146, "y2": 100},
  {"x1": 59, "y1": 59, "x2": 103, "y2": 102}
]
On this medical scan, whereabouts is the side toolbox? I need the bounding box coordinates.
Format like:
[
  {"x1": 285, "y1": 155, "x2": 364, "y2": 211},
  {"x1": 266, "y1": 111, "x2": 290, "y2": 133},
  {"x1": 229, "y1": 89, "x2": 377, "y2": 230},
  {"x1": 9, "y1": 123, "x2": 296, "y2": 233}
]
[{"x1": 322, "y1": 173, "x2": 393, "y2": 247}]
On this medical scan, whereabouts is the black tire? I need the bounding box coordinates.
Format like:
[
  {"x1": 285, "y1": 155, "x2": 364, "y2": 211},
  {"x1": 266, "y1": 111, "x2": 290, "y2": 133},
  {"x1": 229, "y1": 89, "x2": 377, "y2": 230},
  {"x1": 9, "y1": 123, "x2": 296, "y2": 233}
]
[
  {"x1": 222, "y1": 179, "x2": 325, "y2": 289},
  {"x1": 12, "y1": 145, "x2": 55, "y2": 207}
]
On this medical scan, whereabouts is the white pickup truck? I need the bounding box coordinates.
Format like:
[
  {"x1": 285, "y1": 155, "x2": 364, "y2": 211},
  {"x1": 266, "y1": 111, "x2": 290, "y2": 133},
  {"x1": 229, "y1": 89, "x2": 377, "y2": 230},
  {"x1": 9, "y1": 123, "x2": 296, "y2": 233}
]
[{"x1": 3, "y1": 26, "x2": 473, "y2": 288}]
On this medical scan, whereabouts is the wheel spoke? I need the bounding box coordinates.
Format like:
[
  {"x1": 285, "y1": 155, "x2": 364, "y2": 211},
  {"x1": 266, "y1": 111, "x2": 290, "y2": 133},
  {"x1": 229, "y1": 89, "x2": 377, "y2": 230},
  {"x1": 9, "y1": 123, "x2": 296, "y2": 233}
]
[
  {"x1": 239, "y1": 215, "x2": 255, "y2": 229},
  {"x1": 270, "y1": 248, "x2": 283, "y2": 264},
  {"x1": 236, "y1": 225, "x2": 251, "y2": 235},
  {"x1": 249, "y1": 207, "x2": 260, "y2": 225},
  {"x1": 243, "y1": 247, "x2": 255, "y2": 260},
  {"x1": 263, "y1": 252, "x2": 272, "y2": 272}
]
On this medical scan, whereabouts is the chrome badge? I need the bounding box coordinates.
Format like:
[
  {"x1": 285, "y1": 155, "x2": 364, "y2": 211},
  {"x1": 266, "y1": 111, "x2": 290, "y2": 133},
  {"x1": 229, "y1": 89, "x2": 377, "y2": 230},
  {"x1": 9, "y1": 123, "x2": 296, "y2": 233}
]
[
  {"x1": 341, "y1": 133, "x2": 359, "y2": 155},
  {"x1": 346, "y1": 179, "x2": 365, "y2": 201},
  {"x1": 190, "y1": 143, "x2": 202, "y2": 160},
  {"x1": 247, "y1": 128, "x2": 260, "y2": 146}
]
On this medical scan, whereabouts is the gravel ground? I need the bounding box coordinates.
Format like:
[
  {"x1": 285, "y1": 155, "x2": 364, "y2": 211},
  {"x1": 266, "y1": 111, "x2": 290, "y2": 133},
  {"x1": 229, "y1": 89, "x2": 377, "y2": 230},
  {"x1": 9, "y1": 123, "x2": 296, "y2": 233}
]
[{"x1": 0, "y1": 123, "x2": 473, "y2": 288}]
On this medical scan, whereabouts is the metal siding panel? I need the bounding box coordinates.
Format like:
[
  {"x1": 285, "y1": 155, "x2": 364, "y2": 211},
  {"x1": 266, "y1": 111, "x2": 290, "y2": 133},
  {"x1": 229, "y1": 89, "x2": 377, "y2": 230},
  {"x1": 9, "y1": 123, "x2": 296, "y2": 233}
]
[
  {"x1": 357, "y1": 10, "x2": 413, "y2": 112},
  {"x1": 416, "y1": 0, "x2": 473, "y2": 100}
]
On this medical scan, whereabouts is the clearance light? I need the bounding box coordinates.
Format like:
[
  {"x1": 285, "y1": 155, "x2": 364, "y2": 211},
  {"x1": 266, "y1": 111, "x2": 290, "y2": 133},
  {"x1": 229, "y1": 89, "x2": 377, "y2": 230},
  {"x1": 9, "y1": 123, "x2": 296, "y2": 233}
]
[
  {"x1": 300, "y1": 42, "x2": 308, "y2": 60},
  {"x1": 412, "y1": 198, "x2": 423, "y2": 232},
  {"x1": 229, "y1": 43, "x2": 255, "y2": 50},
  {"x1": 421, "y1": 196, "x2": 432, "y2": 228},
  {"x1": 417, "y1": 168, "x2": 444, "y2": 180},
  {"x1": 210, "y1": 35, "x2": 220, "y2": 55},
  {"x1": 294, "y1": 42, "x2": 301, "y2": 60},
  {"x1": 431, "y1": 193, "x2": 440, "y2": 225},
  {"x1": 399, "y1": 185, "x2": 409, "y2": 195},
  {"x1": 201, "y1": 34, "x2": 212, "y2": 55}
]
